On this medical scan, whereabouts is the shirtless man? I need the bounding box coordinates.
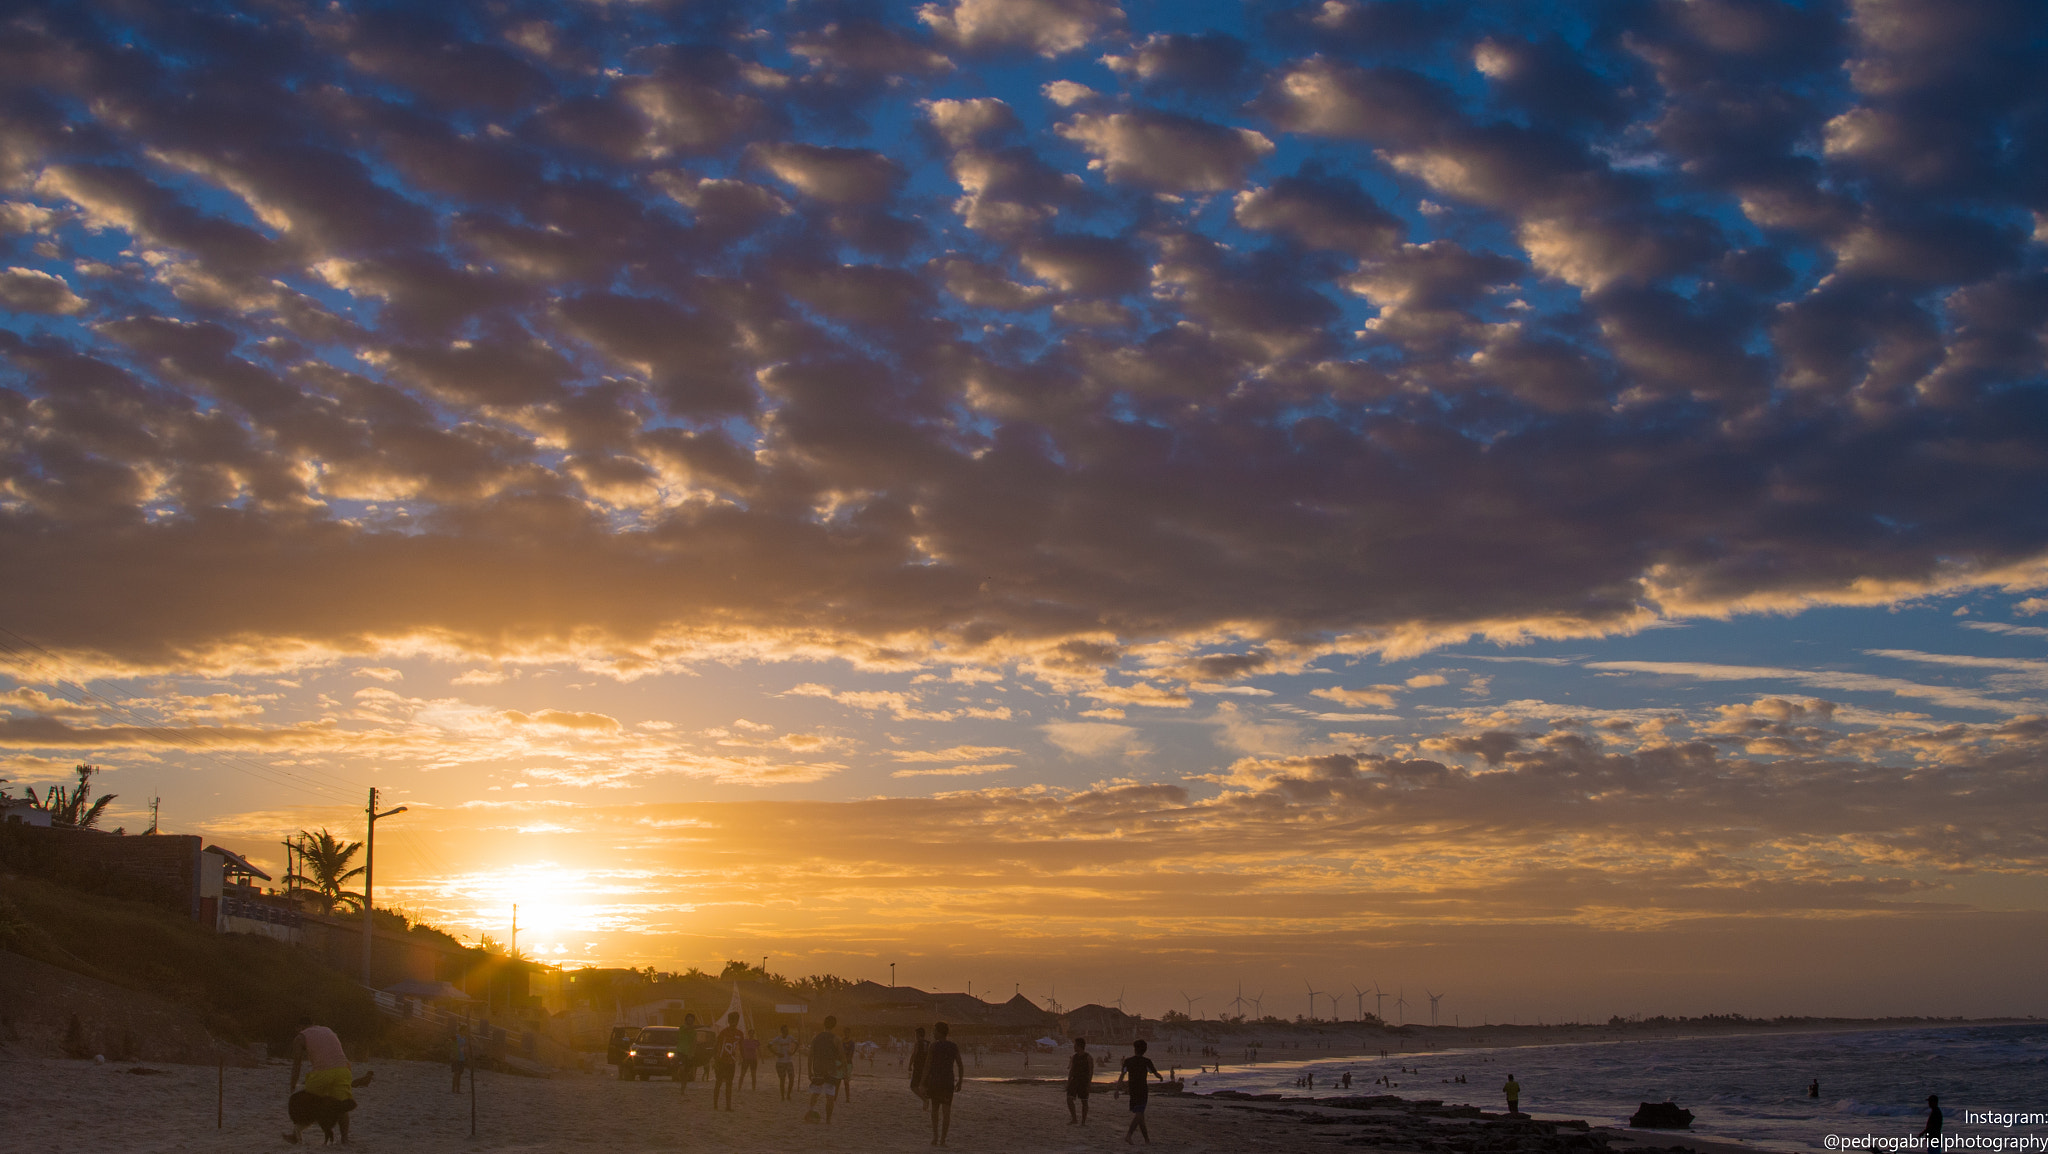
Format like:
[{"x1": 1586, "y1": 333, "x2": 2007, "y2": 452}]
[{"x1": 285, "y1": 1016, "x2": 369, "y2": 1144}]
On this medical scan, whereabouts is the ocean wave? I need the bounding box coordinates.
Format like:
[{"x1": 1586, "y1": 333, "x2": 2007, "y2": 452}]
[{"x1": 1834, "y1": 1100, "x2": 1926, "y2": 1117}]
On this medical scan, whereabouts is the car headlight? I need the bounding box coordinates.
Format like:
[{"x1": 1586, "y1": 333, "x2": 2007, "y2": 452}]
[
  {"x1": 666, "y1": 1051, "x2": 676, "y2": 1058},
  {"x1": 628, "y1": 1049, "x2": 639, "y2": 1057}
]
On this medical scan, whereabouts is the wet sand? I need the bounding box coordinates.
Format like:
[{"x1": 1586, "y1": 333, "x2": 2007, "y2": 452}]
[{"x1": 0, "y1": 1054, "x2": 1778, "y2": 1154}]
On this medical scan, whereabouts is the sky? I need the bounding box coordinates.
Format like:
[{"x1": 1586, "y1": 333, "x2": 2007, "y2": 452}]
[{"x1": 2, "y1": 0, "x2": 2047, "y2": 1023}]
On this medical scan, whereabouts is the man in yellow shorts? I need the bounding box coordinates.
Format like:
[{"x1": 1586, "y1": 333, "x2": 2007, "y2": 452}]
[{"x1": 286, "y1": 1015, "x2": 362, "y2": 1143}]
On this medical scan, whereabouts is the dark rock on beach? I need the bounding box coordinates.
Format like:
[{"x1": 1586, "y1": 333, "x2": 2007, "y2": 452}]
[{"x1": 1630, "y1": 1102, "x2": 1695, "y2": 1129}]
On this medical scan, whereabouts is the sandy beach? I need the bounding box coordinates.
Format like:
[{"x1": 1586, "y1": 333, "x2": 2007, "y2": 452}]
[{"x1": 0, "y1": 1053, "x2": 1772, "y2": 1154}]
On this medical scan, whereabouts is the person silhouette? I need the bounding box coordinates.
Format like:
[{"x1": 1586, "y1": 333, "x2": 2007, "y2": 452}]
[
  {"x1": 713, "y1": 1012, "x2": 742, "y2": 1110},
  {"x1": 770, "y1": 1024, "x2": 798, "y2": 1100},
  {"x1": 910, "y1": 1026, "x2": 931, "y2": 1111},
  {"x1": 1922, "y1": 1095, "x2": 1943, "y2": 1139},
  {"x1": 1114, "y1": 1038, "x2": 1163, "y2": 1145},
  {"x1": 805, "y1": 1015, "x2": 841, "y2": 1123},
  {"x1": 1066, "y1": 1037, "x2": 1095, "y2": 1124},
  {"x1": 924, "y1": 1022, "x2": 964, "y2": 1147}
]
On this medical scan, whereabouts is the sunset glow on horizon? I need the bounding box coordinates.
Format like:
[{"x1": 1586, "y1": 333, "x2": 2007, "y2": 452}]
[{"x1": 4, "y1": 0, "x2": 2047, "y2": 1023}]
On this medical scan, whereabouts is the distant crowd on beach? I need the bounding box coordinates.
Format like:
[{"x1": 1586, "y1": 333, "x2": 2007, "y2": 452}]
[
  {"x1": 282, "y1": 1012, "x2": 1175, "y2": 1146},
  {"x1": 277, "y1": 1014, "x2": 1960, "y2": 1150}
]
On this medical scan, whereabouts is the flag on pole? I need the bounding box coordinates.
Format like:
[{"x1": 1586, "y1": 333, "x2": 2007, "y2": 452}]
[{"x1": 723, "y1": 981, "x2": 748, "y2": 1032}]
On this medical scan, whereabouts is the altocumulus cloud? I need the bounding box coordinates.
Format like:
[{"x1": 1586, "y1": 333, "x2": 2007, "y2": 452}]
[{"x1": 0, "y1": 0, "x2": 2044, "y2": 690}]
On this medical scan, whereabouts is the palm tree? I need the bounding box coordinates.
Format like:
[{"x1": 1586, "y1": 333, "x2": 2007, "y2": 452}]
[
  {"x1": 287, "y1": 828, "x2": 365, "y2": 913},
  {"x1": 26, "y1": 764, "x2": 116, "y2": 829}
]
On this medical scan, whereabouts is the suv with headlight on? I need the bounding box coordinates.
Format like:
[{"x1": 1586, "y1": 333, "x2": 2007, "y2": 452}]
[{"x1": 622, "y1": 1026, "x2": 688, "y2": 1080}]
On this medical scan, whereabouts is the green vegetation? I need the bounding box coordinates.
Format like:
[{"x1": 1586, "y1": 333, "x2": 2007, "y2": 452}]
[
  {"x1": 21, "y1": 764, "x2": 118, "y2": 830},
  {"x1": 287, "y1": 827, "x2": 365, "y2": 914},
  {"x1": 0, "y1": 871, "x2": 380, "y2": 1053}
]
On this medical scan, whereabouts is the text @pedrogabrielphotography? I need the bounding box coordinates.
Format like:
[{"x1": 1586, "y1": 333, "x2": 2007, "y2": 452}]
[{"x1": 1826, "y1": 1137, "x2": 2048, "y2": 1151}]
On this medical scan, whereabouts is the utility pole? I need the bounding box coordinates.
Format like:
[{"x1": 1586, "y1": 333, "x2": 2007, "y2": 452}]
[
  {"x1": 361, "y1": 787, "x2": 409, "y2": 987},
  {"x1": 145, "y1": 796, "x2": 160, "y2": 835},
  {"x1": 890, "y1": 962, "x2": 896, "y2": 988},
  {"x1": 511, "y1": 904, "x2": 518, "y2": 958}
]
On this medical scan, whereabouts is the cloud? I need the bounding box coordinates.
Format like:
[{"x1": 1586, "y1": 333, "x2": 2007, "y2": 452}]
[
  {"x1": 500, "y1": 709, "x2": 623, "y2": 733},
  {"x1": 0, "y1": 0, "x2": 2042, "y2": 729},
  {"x1": 1234, "y1": 168, "x2": 1405, "y2": 256},
  {"x1": 1017, "y1": 233, "x2": 1144, "y2": 295},
  {"x1": 892, "y1": 745, "x2": 1023, "y2": 762},
  {"x1": 1041, "y1": 721, "x2": 1137, "y2": 756},
  {"x1": 1966, "y1": 622, "x2": 2048, "y2": 639},
  {"x1": 1100, "y1": 31, "x2": 1251, "y2": 95},
  {"x1": 1041, "y1": 80, "x2": 1100, "y2": 107},
  {"x1": 891, "y1": 763, "x2": 1015, "y2": 777},
  {"x1": 922, "y1": 98, "x2": 1021, "y2": 149},
  {"x1": 750, "y1": 143, "x2": 905, "y2": 205},
  {"x1": 1056, "y1": 110, "x2": 1274, "y2": 192},
  {"x1": 1086, "y1": 683, "x2": 1191, "y2": 708},
  {"x1": 1588, "y1": 661, "x2": 2038, "y2": 715},
  {"x1": 919, "y1": 0, "x2": 1123, "y2": 57},
  {"x1": 0, "y1": 268, "x2": 88, "y2": 315},
  {"x1": 1311, "y1": 686, "x2": 1397, "y2": 708}
]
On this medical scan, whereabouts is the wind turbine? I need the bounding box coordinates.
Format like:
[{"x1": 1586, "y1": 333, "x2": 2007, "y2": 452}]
[
  {"x1": 1305, "y1": 979, "x2": 1324, "y2": 1022},
  {"x1": 1352, "y1": 983, "x2": 1368, "y2": 1023},
  {"x1": 1372, "y1": 984, "x2": 1389, "y2": 1022},
  {"x1": 1112, "y1": 987, "x2": 1126, "y2": 1013},
  {"x1": 1426, "y1": 990, "x2": 1444, "y2": 1028},
  {"x1": 1180, "y1": 990, "x2": 1204, "y2": 1020},
  {"x1": 1228, "y1": 981, "x2": 1249, "y2": 1020},
  {"x1": 1250, "y1": 989, "x2": 1265, "y2": 1018},
  {"x1": 1395, "y1": 988, "x2": 1408, "y2": 1026}
]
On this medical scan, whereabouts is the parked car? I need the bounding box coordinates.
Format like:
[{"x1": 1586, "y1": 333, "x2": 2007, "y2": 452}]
[
  {"x1": 606, "y1": 1025, "x2": 640, "y2": 1073},
  {"x1": 622, "y1": 1026, "x2": 688, "y2": 1081}
]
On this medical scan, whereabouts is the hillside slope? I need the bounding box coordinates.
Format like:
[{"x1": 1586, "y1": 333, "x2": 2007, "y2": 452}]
[{"x1": 0, "y1": 871, "x2": 379, "y2": 1060}]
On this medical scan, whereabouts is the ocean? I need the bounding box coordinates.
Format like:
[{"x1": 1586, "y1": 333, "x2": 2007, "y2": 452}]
[{"x1": 1176, "y1": 1024, "x2": 2048, "y2": 1151}]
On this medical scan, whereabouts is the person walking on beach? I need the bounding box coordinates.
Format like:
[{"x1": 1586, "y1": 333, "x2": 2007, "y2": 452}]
[
  {"x1": 924, "y1": 1021, "x2": 964, "y2": 1146},
  {"x1": 806, "y1": 1015, "x2": 842, "y2": 1123},
  {"x1": 1066, "y1": 1036, "x2": 1094, "y2": 1124},
  {"x1": 1922, "y1": 1095, "x2": 1944, "y2": 1139},
  {"x1": 910, "y1": 1026, "x2": 931, "y2": 1108},
  {"x1": 713, "y1": 1012, "x2": 743, "y2": 1110},
  {"x1": 741, "y1": 1029, "x2": 761, "y2": 1090},
  {"x1": 677, "y1": 1013, "x2": 699, "y2": 1096},
  {"x1": 771, "y1": 1024, "x2": 799, "y2": 1100},
  {"x1": 1503, "y1": 1074, "x2": 1521, "y2": 1116},
  {"x1": 449, "y1": 1024, "x2": 470, "y2": 1093},
  {"x1": 285, "y1": 1016, "x2": 367, "y2": 1145},
  {"x1": 1113, "y1": 1038, "x2": 1163, "y2": 1145}
]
